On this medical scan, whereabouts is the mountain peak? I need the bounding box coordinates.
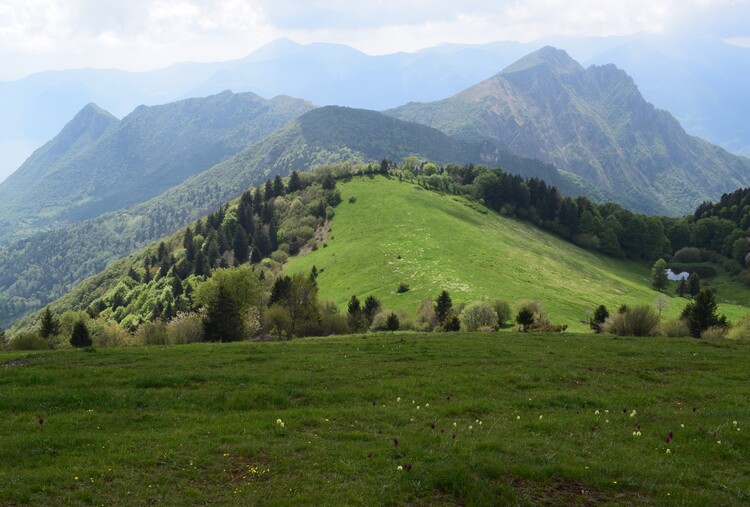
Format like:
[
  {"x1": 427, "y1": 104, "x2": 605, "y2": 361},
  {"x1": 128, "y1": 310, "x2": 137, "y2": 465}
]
[{"x1": 500, "y1": 46, "x2": 581, "y2": 76}]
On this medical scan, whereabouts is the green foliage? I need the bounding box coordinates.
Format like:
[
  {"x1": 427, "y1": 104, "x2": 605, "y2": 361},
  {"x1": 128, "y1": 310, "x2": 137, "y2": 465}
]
[
  {"x1": 460, "y1": 301, "x2": 498, "y2": 332},
  {"x1": 604, "y1": 305, "x2": 661, "y2": 337},
  {"x1": 491, "y1": 299, "x2": 512, "y2": 327},
  {"x1": 195, "y1": 267, "x2": 262, "y2": 342},
  {"x1": 434, "y1": 290, "x2": 453, "y2": 324},
  {"x1": 651, "y1": 258, "x2": 668, "y2": 291},
  {"x1": 385, "y1": 312, "x2": 400, "y2": 331},
  {"x1": 8, "y1": 332, "x2": 48, "y2": 351},
  {"x1": 659, "y1": 318, "x2": 691, "y2": 337},
  {"x1": 515, "y1": 308, "x2": 535, "y2": 332},
  {"x1": 70, "y1": 320, "x2": 92, "y2": 348},
  {"x1": 39, "y1": 308, "x2": 60, "y2": 342},
  {"x1": 264, "y1": 304, "x2": 292, "y2": 339},
  {"x1": 681, "y1": 289, "x2": 728, "y2": 338}
]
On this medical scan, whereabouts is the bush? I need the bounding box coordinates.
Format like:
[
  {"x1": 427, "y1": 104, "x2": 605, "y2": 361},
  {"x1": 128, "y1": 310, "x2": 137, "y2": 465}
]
[
  {"x1": 264, "y1": 304, "x2": 292, "y2": 340},
  {"x1": 270, "y1": 250, "x2": 289, "y2": 264},
  {"x1": 603, "y1": 305, "x2": 660, "y2": 337},
  {"x1": 728, "y1": 314, "x2": 750, "y2": 340},
  {"x1": 415, "y1": 299, "x2": 438, "y2": 331},
  {"x1": 660, "y1": 319, "x2": 691, "y2": 338},
  {"x1": 166, "y1": 313, "x2": 204, "y2": 344},
  {"x1": 514, "y1": 300, "x2": 548, "y2": 331},
  {"x1": 673, "y1": 247, "x2": 702, "y2": 263},
  {"x1": 701, "y1": 326, "x2": 726, "y2": 340},
  {"x1": 9, "y1": 332, "x2": 49, "y2": 351},
  {"x1": 136, "y1": 321, "x2": 168, "y2": 346},
  {"x1": 94, "y1": 323, "x2": 132, "y2": 348},
  {"x1": 385, "y1": 312, "x2": 400, "y2": 331},
  {"x1": 321, "y1": 313, "x2": 350, "y2": 335},
  {"x1": 491, "y1": 300, "x2": 512, "y2": 327},
  {"x1": 396, "y1": 283, "x2": 410, "y2": 294},
  {"x1": 460, "y1": 301, "x2": 498, "y2": 332}
]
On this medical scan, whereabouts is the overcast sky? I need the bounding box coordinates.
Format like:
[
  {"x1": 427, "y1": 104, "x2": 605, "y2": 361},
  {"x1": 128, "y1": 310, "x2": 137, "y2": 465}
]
[{"x1": 1, "y1": 0, "x2": 749, "y2": 80}]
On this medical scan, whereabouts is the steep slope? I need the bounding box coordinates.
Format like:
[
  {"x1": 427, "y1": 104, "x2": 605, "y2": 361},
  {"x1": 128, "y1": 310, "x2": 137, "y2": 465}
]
[
  {"x1": 0, "y1": 106, "x2": 607, "y2": 326},
  {"x1": 285, "y1": 176, "x2": 749, "y2": 331},
  {"x1": 0, "y1": 91, "x2": 314, "y2": 243},
  {"x1": 387, "y1": 47, "x2": 750, "y2": 215}
]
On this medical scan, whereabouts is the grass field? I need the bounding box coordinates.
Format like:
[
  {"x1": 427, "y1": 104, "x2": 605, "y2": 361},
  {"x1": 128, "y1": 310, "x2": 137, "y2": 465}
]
[
  {"x1": 2, "y1": 333, "x2": 750, "y2": 505},
  {"x1": 285, "y1": 176, "x2": 750, "y2": 330}
]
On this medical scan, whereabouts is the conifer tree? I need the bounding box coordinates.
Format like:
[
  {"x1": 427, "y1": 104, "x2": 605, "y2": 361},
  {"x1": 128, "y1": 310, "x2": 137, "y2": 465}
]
[
  {"x1": 70, "y1": 320, "x2": 92, "y2": 348},
  {"x1": 681, "y1": 288, "x2": 727, "y2": 338},
  {"x1": 39, "y1": 307, "x2": 60, "y2": 342},
  {"x1": 287, "y1": 170, "x2": 302, "y2": 193},
  {"x1": 233, "y1": 229, "x2": 249, "y2": 264},
  {"x1": 435, "y1": 290, "x2": 453, "y2": 324},
  {"x1": 203, "y1": 283, "x2": 244, "y2": 342},
  {"x1": 274, "y1": 174, "x2": 286, "y2": 196},
  {"x1": 688, "y1": 272, "x2": 701, "y2": 296}
]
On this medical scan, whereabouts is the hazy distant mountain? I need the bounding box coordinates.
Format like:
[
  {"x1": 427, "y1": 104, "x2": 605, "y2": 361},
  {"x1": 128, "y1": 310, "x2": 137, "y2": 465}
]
[
  {"x1": 0, "y1": 90, "x2": 313, "y2": 243},
  {"x1": 2, "y1": 35, "x2": 748, "y2": 181},
  {"x1": 387, "y1": 47, "x2": 750, "y2": 215},
  {"x1": 0, "y1": 105, "x2": 603, "y2": 326}
]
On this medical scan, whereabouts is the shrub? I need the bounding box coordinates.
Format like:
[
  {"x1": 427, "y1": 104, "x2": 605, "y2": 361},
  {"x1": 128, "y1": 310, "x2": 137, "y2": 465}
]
[
  {"x1": 136, "y1": 321, "x2": 168, "y2": 346},
  {"x1": 728, "y1": 314, "x2": 750, "y2": 340},
  {"x1": 270, "y1": 250, "x2": 289, "y2": 264},
  {"x1": 660, "y1": 319, "x2": 691, "y2": 338},
  {"x1": 385, "y1": 312, "x2": 400, "y2": 331},
  {"x1": 603, "y1": 305, "x2": 660, "y2": 337},
  {"x1": 491, "y1": 300, "x2": 512, "y2": 327},
  {"x1": 94, "y1": 323, "x2": 132, "y2": 348},
  {"x1": 9, "y1": 332, "x2": 48, "y2": 351},
  {"x1": 514, "y1": 300, "x2": 548, "y2": 331},
  {"x1": 264, "y1": 304, "x2": 292, "y2": 340},
  {"x1": 166, "y1": 313, "x2": 204, "y2": 344},
  {"x1": 321, "y1": 313, "x2": 350, "y2": 335},
  {"x1": 460, "y1": 302, "x2": 498, "y2": 332},
  {"x1": 443, "y1": 314, "x2": 461, "y2": 332},
  {"x1": 70, "y1": 320, "x2": 93, "y2": 348},
  {"x1": 701, "y1": 326, "x2": 726, "y2": 340},
  {"x1": 415, "y1": 299, "x2": 438, "y2": 331},
  {"x1": 673, "y1": 247, "x2": 702, "y2": 263},
  {"x1": 396, "y1": 283, "x2": 410, "y2": 294}
]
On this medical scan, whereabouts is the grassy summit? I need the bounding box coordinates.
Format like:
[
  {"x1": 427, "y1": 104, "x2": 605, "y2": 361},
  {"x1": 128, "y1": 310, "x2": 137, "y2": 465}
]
[
  {"x1": 285, "y1": 175, "x2": 748, "y2": 330},
  {"x1": 2, "y1": 333, "x2": 749, "y2": 505}
]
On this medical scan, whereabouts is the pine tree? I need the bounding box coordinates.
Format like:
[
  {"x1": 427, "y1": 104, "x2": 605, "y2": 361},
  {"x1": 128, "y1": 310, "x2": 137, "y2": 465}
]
[
  {"x1": 348, "y1": 295, "x2": 365, "y2": 332},
  {"x1": 203, "y1": 284, "x2": 245, "y2": 342},
  {"x1": 677, "y1": 277, "x2": 688, "y2": 297},
  {"x1": 434, "y1": 290, "x2": 453, "y2": 324},
  {"x1": 681, "y1": 288, "x2": 727, "y2": 338},
  {"x1": 287, "y1": 171, "x2": 302, "y2": 193},
  {"x1": 385, "y1": 312, "x2": 400, "y2": 331},
  {"x1": 70, "y1": 320, "x2": 92, "y2": 348},
  {"x1": 39, "y1": 307, "x2": 60, "y2": 341},
  {"x1": 688, "y1": 272, "x2": 701, "y2": 296},
  {"x1": 233, "y1": 229, "x2": 249, "y2": 264},
  {"x1": 363, "y1": 296, "x2": 381, "y2": 325},
  {"x1": 274, "y1": 174, "x2": 286, "y2": 196}
]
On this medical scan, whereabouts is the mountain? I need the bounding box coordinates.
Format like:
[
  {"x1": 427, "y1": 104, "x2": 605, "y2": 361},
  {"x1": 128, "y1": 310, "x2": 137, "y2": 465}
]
[
  {"x1": 387, "y1": 47, "x2": 750, "y2": 215},
  {"x1": 3, "y1": 35, "x2": 749, "y2": 181},
  {"x1": 0, "y1": 90, "x2": 314, "y2": 243},
  {"x1": 0, "y1": 105, "x2": 606, "y2": 327}
]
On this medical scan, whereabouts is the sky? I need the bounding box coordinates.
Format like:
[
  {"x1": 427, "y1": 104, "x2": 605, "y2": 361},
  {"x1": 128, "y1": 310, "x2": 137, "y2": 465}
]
[{"x1": 0, "y1": 0, "x2": 749, "y2": 80}]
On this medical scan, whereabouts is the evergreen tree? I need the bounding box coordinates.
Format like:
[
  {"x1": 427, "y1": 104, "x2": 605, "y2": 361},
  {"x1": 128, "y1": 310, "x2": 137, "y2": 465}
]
[
  {"x1": 39, "y1": 307, "x2": 60, "y2": 342},
  {"x1": 516, "y1": 308, "x2": 535, "y2": 332},
  {"x1": 194, "y1": 251, "x2": 210, "y2": 277},
  {"x1": 363, "y1": 295, "x2": 382, "y2": 325},
  {"x1": 677, "y1": 277, "x2": 688, "y2": 297},
  {"x1": 264, "y1": 180, "x2": 275, "y2": 200},
  {"x1": 591, "y1": 305, "x2": 609, "y2": 332},
  {"x1": 70, "y1": 320, "x2": 92, "y2": 348},
  {"x1": 348, "y1": 295, "x2": 366, "y2": 332},
  {"x1": 233, "y1": 229, "x2": 249, "y2": 264},
  {"x1": 385, "y1": 312, "x2": 400, "y2": 331},
  {"x1": 269, "y1": 276, "x2": 293, "y2": 306},
  {"x1": 287, "y1": 170, "x2": 302, "y2": 193},
  {"x1": 688, "y1": 272, "x2": 701, "y2": 296},
  {"x1": 443, "y1": 314, "x2": 461, "y2": 332},
  {"x1": 203, "y1": 283, "x2": 244, "y2": 342},
  {"x1": 274, "y1": 174, "x2": 286, "y2": 196},
  {"x1": 127, "y1": 267, "x2": 141, "y2": 282},
  {"x1": 681, "y1": 288, "x2": 727, "y2": 338},
  {"x1": 651, "y1": 258, "x2": 668, "y2": 291},
  {"x1": 434, "y1": 290, "x2": 453, "y2": 324}
]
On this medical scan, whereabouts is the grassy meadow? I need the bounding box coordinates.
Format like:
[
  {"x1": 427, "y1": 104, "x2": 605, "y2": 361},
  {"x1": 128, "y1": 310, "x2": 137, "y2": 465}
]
[
  {"x1": 2, "y1": 333, "x2": 750, "y2": 505},
  {"x1": 286, "y1": 176, "x2": 750, "y2": 330}
]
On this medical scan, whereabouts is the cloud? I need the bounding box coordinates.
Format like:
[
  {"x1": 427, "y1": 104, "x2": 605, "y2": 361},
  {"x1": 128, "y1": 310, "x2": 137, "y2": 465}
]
[{"x1": 0, "y1": 0, "x2": 747, "y2": 78}]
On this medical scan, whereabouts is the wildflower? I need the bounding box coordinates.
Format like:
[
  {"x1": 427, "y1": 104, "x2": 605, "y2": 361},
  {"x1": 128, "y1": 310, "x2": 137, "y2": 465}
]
[
  {"x1": 594, "y1": 410, "x2": 600, "y2": 415},
  {"x1": 717, "y1": 440, "x2": 721, "y2": 444},
  {"x1": 404, "y1": 463, "x2": 412, "y2": 471},
  {"x1": 397, "y1": 397, "x2": 401, "y2": 402},
  {"x1": 372, "y1": 400, "x2": 376, "y2": 406},
  {"x1": 368, "y1": 452, "x2": 372, "y2": 458},
  {"x1": 666, "y1": 449, "x2": 671, "y2": 454},
  {"x1": 635, "y1": 423, "x2": 641, "y2": 430},
  {"x1": 630, "y1": 410, "x2": 637, "y2": 418},
  {"x1": 516, "y1": 415, "x2": 521, "y2": 420},
  {"x1": 680, "y1": 424, "x2": 684, "y2": 428},
  {"x1": 469, "y1": 425, "x2": 473, "y2": 430},
  {"x1": 393, "y1": 438, "x2": 399, "y2": 447},
  {"x1": 397, "y1": 465, "x2": 403, "y2": 471},
  {"x1": 668, "y1": 431, "x2": 673, "y2": 439},
  {"x1": 38, "y1": 418, "x2": 44, "y2": 426},
  {"x1": 447, "y1": 394, "x2": 452, "y2": 401},
  {"x1": 623, "y1": 408, "x2": 628, "y2": 414},
  {"x1": 416, "y1": 406, "x2": 420, "y2": 410},
  {"x1": 539, "y1": 415, "x2": 543, "y2": 420},
  {"x1": 425, "y1": 403, "x2": 430, "y2": 408},
  {"x1": 637, "y1": 431, "x2": 641, "y2": 436},
  {"x1": 440, "y1": 428, "x2": 445, "y2": 433},
  {"x1": 452, "y1": 433, "x2": 456, "y2": 440},
  {"x1": 479, "y1": 421, "x2": 483, "y2": 426},
  {"x1": 453, "y1": 422, "x2": 457, "y2": 427},
  {"x1": 430, "y1": 423, "x2": 435, "y2": 430},
  {"x1": 734, "y1": 421, "x2": 738, "y2": 426}
]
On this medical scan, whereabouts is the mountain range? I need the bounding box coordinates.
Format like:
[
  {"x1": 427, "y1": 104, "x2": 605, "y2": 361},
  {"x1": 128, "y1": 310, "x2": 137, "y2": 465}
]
[
  {"x1": 1, "y1": 45, "x2": 749, "y2": 327},
  {"x1": 1, "y1": 34, "x2": 748, "y2": 181},
  {"x1": 388, "y1": 47, "x2": 750, "y2": 215}
]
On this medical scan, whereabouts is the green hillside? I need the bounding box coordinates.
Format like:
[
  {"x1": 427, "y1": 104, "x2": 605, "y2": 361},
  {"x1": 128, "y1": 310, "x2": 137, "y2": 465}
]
[
  {"x1": 0, "y1": 105, "x2": 608, "y2": 326},
  {"x1": 286, "y1": 176, "x2": 749, "y2": 331}
]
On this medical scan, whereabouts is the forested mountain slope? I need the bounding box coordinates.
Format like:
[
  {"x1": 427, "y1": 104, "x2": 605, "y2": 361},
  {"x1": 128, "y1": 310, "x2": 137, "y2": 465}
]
[
  {"x1": 387, "y1": 47, "x2": 750, "y2": 215},
  {"x1": 0, "y1": 106, "x2": 601, "y2": 326},
  {"x1": 0, "y1": 91, "x2": 313, "y2": 243}
]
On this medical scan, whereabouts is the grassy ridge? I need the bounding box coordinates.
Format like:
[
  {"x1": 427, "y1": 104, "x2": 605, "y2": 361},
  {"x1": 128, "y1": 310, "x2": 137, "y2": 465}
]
[
  {"x1": 285, "y1": 176, "x2": 749, "y2": 330},
  {"x1": 2, "y1": 334, "x2": 750, "y2": 505}
]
